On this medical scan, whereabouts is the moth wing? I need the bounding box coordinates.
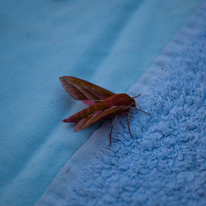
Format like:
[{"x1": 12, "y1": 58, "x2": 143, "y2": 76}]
[
  {"x1": 59, "y1": 76, "x2": 115, "y2": 106},
  {"x1": 74, "y1": 106, "x2": 124, "y2": 132}
]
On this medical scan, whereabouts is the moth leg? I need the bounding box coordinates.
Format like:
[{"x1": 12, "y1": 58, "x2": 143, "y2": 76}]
[
  {"x1": 110, "y1": 114, "x2": 118, "y2": 145},
  {"x1": 131, "y1": 107, "x2": 150, "y2": 115},
  {"x1": 127, "y1": 109, "x2": 134, "y2": 139}
]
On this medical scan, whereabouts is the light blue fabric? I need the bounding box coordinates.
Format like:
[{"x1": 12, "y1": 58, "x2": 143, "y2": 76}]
[
  {"x1": 0, "y1": 0, "x2": 205, "y2": 205},
  {"x1": 36, "y1": 3, "x2": 206, "y2": 206}
]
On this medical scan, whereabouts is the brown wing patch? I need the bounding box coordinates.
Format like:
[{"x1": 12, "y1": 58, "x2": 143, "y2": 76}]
[
  {"x1": 59, "y1": 76, "x2": 115, "y2": 101},
  {"x1": 74, "y1": 106, "x2": 124, "y2": 132}
]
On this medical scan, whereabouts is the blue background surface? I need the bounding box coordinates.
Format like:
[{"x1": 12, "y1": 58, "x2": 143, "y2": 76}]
[
  {"x1": 36, "y1": 3, "x2": 206, "y2": 205},
  {"x1": 0, "y1": 0, "x2": 205, "y2": 205}
]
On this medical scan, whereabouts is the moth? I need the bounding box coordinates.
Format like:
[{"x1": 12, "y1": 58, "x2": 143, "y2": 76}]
[{"x1": 60, "y1": 76, "x2": 150, "y2": 144}]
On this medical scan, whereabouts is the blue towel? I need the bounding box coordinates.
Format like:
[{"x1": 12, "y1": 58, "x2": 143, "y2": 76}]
[
  {"x1": 36, "y1": 3, "x2": 206, "y2": 206},
  {"x1": 0, "y1": 1, "x2": 205, "y2": 206}
]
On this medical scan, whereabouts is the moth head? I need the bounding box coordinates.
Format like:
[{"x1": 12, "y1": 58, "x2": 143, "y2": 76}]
[{"x1": 133, "y1": 102, "x2": 136, "y2": 107}]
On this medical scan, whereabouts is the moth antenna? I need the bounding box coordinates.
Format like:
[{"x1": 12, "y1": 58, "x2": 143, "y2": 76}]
[
  {"x1": 131, "y1": 107, "x2": 150, "y2": 115},
  {"x1": 110, "y1": 115, "x2": 118, "y2": 145},
  {"x1": 127, "y1": 110, "x2": 134, "y2": 139},
  {"x1": 132, "y1": 94, "x2": 141, "y2": 98}
]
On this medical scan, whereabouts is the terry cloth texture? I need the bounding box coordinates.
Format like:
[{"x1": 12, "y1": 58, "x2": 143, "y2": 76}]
[
  {"x1": 0, "y1": 1, "x2": 184, "y2": 205},
  {"x1": 0, "y1": 1, "x2": 205, "y2": 206},
  {"x1": 36, "y1": 3, "x2": 206, "y2": 206}
]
